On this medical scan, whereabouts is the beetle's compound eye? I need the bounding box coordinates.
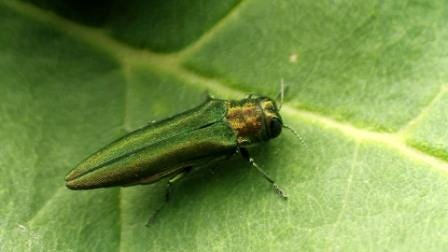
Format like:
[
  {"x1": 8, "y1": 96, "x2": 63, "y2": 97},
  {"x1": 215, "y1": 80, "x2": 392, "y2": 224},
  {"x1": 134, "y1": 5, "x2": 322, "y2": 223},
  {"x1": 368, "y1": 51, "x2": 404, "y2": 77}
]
[{"x1": 269, "y1": 118, "x2": 282, "y2": 138}]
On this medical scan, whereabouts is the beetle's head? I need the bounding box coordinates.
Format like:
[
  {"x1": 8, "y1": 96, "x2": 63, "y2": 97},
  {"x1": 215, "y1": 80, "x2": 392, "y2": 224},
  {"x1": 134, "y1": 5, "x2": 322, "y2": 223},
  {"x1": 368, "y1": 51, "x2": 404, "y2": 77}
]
[{"x1": 258, "y1": 97, "x2": 283, "y2": 140}]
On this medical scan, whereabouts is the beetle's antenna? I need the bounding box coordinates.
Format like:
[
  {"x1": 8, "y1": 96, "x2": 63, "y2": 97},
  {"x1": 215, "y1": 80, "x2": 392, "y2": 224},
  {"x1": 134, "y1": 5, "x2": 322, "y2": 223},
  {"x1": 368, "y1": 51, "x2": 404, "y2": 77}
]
[
  {"x1": 279, "y1": 78, "x2": 285, "y2": 109},
  {"x1": 276, "y1": 78, "x2": 287, "y2": 110},
  {"x1": 283, "y1": 124, "x2": 308, "y2": 150},
  {"x1": 278, "y1": 78, "x2": 285, "y2": 110},
  {"x1": 276, "y1": 80, "x2": 308, "y2": 151}
]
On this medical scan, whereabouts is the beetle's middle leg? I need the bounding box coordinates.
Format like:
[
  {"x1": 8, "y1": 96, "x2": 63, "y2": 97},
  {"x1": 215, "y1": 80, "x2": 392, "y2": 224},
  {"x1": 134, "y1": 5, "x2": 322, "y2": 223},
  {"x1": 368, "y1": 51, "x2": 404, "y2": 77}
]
[
  {"x1": 165, "y1": 170, "x2": 189, "y2": 202},
  {"x1": 239, "y1": 148, "x2": 288, "y2": 200},
  {"x1": 146, "y1": 169, "x2": 190, "y2": 225}
]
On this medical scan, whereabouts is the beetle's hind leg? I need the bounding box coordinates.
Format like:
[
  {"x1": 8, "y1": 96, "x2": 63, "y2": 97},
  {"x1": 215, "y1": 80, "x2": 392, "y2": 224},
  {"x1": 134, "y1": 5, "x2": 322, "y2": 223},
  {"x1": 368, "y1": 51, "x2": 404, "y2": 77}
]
[
  {"x1": 239, "y1": 148, "x2": 288, "y2": 200},
  {"x1": 146, "y1": 171, "x2": 189, "y2": 225}
]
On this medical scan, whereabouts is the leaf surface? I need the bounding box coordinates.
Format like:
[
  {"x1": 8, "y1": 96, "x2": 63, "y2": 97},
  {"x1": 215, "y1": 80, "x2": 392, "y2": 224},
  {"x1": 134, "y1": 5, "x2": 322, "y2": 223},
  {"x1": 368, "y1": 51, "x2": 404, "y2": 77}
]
[{"x1": 1, "y1": 0, "x2": 448, "y2": 251}]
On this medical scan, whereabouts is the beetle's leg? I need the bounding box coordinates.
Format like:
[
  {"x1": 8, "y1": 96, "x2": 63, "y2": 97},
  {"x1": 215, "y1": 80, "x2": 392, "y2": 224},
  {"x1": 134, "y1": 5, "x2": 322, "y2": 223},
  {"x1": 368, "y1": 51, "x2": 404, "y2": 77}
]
[
  {"x1": 239, "y1": 148, "x2": 288, "y2": 200},
  {"x1": 165, "y1": 171, "x2": 187, "y2": 201},
  {"x1": 146, "y1": 171, "x2": 188, "y2": 225},
  {"x1": 146, "y1": 156, "x2": 230, "y2": 225}
]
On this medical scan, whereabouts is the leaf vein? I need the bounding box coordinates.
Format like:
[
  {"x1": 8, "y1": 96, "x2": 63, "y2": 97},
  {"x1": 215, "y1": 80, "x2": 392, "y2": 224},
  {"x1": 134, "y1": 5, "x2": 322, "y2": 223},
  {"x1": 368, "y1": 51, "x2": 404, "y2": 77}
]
[
  {"x1": 25, "y1": 187, "x2": 64, "y2": 226},
  {"x1": 175, "y1": 0, "x2": 247, "y2": 60},
  {"x1": 328, "y1": 142, "x2": 360, "y2": 247},
  {"x1": 399, "y1": 85, "x2": 447, "y2": 134}
]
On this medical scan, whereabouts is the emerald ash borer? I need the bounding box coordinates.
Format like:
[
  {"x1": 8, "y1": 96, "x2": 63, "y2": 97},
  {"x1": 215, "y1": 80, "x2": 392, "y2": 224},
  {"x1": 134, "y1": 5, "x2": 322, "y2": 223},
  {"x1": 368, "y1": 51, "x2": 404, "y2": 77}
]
[{"x1": 66, "y1": 90, "x2": 299, "y2": 219}]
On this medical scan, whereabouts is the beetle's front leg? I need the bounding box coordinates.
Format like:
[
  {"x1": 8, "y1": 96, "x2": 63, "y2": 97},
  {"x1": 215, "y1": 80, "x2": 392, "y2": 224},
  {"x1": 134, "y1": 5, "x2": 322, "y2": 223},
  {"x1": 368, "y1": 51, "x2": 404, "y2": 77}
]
[{"x1": 239, "y1": 148, "x2": 288, "y2": 200}]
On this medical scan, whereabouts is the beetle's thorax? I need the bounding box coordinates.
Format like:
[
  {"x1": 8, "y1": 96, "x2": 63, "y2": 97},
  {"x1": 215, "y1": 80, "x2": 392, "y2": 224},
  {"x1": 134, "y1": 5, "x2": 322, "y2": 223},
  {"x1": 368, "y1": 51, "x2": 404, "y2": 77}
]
[{"x1": 225, "y1": 98, "x2": 269, "y2": 146}]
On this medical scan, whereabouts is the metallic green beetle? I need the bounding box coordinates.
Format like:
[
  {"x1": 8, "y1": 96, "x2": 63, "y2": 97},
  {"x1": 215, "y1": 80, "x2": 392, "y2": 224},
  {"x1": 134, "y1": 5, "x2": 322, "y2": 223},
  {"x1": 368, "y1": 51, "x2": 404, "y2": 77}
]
[{"x1": 65, "y1": 94, "x2": 291, "y2": 203}]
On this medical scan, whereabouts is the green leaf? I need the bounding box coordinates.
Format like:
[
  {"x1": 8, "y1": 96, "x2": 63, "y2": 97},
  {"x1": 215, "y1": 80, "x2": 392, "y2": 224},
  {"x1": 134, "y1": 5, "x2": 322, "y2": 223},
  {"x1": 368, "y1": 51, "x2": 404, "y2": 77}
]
[{"x1": 2, "y1": 0, "x2": 448, "y2": 251}]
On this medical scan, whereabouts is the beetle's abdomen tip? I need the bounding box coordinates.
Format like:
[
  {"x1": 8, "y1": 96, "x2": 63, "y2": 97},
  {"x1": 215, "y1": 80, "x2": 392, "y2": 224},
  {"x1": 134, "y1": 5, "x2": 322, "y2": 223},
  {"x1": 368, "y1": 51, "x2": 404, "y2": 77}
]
[
  {"x1": 65, "y1": 170, "x2": 87, "y2": 190},
  {"x1": 65, "y1": 177, "x2": 96, "y2": 190},
  {"x1": 65, "y1": 176, "x2": 81, "y2": 190},
  {"x1": 65, "y1": 180, "x2": 77, "y2": 190}
]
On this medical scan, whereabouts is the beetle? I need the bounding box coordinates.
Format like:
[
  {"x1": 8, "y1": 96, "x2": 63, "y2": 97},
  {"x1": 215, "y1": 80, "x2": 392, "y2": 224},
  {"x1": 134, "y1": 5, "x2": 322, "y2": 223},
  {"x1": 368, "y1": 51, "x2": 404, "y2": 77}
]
[{"x1": 65, "y1": 85, "x2": 300, "y2": 220}]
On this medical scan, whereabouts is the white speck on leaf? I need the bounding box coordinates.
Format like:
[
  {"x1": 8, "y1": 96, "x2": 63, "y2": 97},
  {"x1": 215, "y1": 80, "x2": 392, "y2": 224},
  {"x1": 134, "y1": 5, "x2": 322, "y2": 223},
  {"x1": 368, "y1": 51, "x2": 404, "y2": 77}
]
[{"x1": 289, "y1": 53, "x2": 298, "y2": 63}]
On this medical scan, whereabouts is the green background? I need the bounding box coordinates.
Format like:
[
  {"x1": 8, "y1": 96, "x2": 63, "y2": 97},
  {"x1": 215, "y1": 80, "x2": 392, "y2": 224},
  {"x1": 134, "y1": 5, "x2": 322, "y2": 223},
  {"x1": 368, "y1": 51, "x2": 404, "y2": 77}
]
[{"x1": 2, "y1": 0, "x2": 448, "y2": 251}]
